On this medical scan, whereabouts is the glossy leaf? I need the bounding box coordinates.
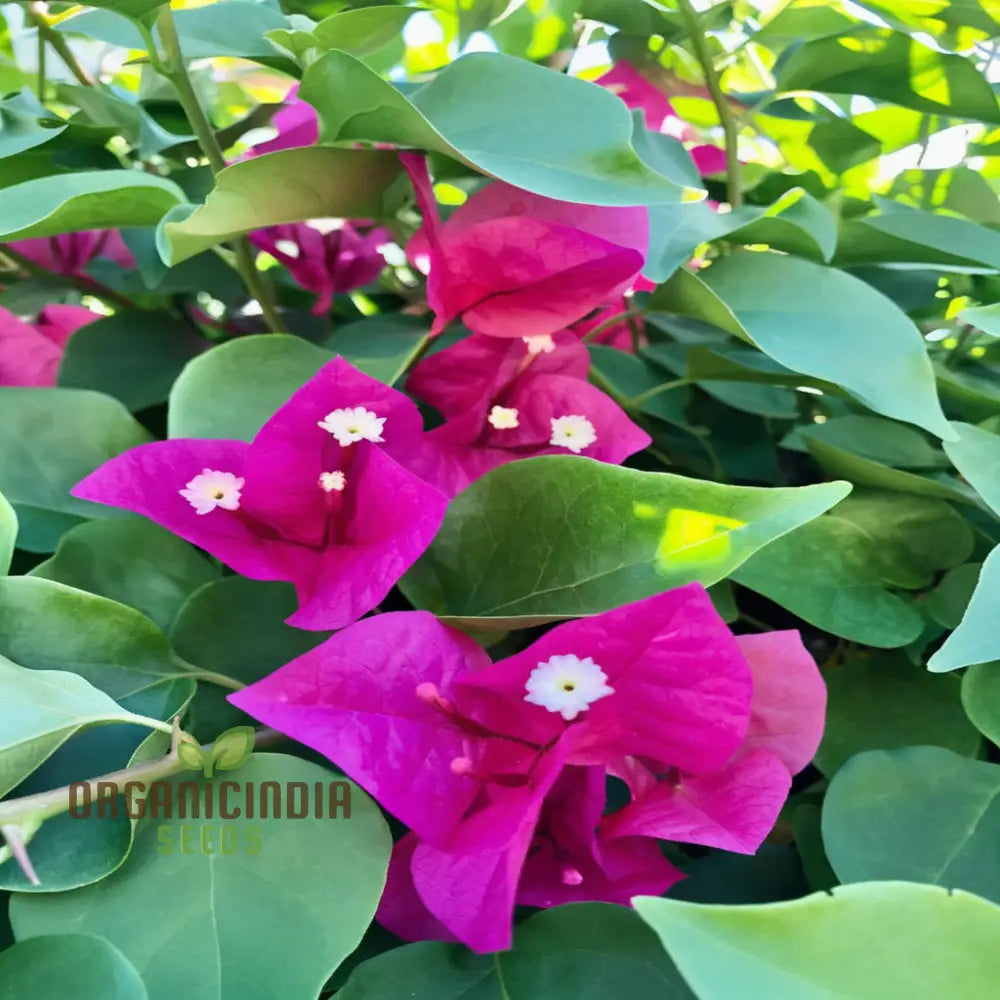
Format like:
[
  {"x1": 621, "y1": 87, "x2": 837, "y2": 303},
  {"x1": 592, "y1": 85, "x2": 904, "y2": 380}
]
[
  {"x1": 0, "y1": 171, "x2": 183, "y2": 241},
  {"x1": 0, "y1": 935, "x2": 148, "y2": 1000},
  {"x1": 732, "y1": 517, "x2": 925, "y2": 647},
  {"x1": 29, "y1": 517, "x2": 219, "y2": 631},
  {"x1": 816, "y1": 652, "x2": 979, "y2": 776},
  {"x1": 656, "y1": 257, "x2": 953, "y2": 439},
  {"x1": 961, "y1": 661, "x2": 1000, "y2": 744},
  {"x1": 11, "y1": 754, "x2": 391, "y2": 1000},
  {"x1": 158, "y1": 148, "x2": 402, "y2": 264},
  {"x1": 824, "y1": 747, "x2": 1000, "y2": 905},
  {"x1": 401, "y1": 455, "x2": 850, "y2": 628},
  {"x1": 928, "y1": 545, "x2": 1000, "y2": 671},
  {"x1": 634, "y1": 882, "x2": 1000, "y2": 1000},
  {"x1": 300, "y1": 50, "x2": 697, "y2": 206},
  {"x1": 0, "y1": 491, "x2": 14, "y2": 575}
]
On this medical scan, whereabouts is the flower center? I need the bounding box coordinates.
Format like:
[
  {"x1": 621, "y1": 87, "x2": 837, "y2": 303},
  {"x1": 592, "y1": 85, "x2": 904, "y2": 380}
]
[
  {"x1": 549, "y1": 415, "x2": 597, "y2": 454},
  {"x1": 318, "y1": 470, "x2": 347, "y2": 493},
  {"x1": 524, "y1": 654, "x2": 614, "y2": 721},
  {"x1": 179, "y1": 469, "x2": 245, "y2": 516},
  {"x1": 317, "y1": 406, "x2": 385, "y2": 447}
]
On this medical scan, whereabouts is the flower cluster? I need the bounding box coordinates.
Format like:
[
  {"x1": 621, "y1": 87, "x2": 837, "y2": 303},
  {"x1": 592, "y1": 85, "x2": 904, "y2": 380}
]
[
  {"x1": 230, "y1": 584, "x2": 825, "y2": 952},
  {"x1": 73, "y1": 357, "x2": 448, "y2": 630},
  {"x1": 405, "y1": 330, "x2": 650, "y2": 495}
]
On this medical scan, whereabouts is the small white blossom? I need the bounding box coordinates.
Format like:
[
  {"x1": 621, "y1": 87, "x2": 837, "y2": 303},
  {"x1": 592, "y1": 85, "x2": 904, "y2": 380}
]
[
  {"x1": 488, "y1": 405, "x2": 520, "y2": 430},
  {"x1": 318, "y1": 406, "x2": 385, "y2": 447},
  {"x1": 179, "y1": 469, "x2": 244, "y2": 515},
  {"x1": 523, "y1": 334, "x2": 556, "y2": 355},
  {"x1": 318, "y1": 470, "x2": 346, "y2": 492},
  {"x1": 549, "y1": 415, "x2": 597, "y2": 454},
  {"x1": 524, "y1": 654, "x2": 614, "y2": 721}
]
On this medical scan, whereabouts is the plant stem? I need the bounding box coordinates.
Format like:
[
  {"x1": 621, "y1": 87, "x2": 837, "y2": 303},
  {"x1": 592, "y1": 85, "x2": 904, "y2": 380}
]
[
  {"x1": 0, "y1": 244, "x2": 139, "y2": 311},
  {"x1": 945, "y1": 323, "x2": 978, "y2": 369},
  {"x1": 677, "y1": 0, "x2": 742, "y2": 208},
  {"x1": 152, "y1": 6, "x2": 287, "y2": 334},
  {"x1": 582, "y1": 307, "x2": 644, "y2": 343},
  {"x1": 26, "y1": 3, "x2": 96, "y2": 88},
  {"x1": 0, "y1": 725, "x2": 286, "y2": 829},
  {"x1": 35, "y1": 12, "x2": 46, "y2": 96},
  {"x1": 630, "y1": 377, "x2": 690, "y2": 407}
]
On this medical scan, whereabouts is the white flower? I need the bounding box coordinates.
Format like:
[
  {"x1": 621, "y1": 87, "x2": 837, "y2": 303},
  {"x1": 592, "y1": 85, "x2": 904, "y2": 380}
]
[
  {"x1": 549, "y1": 415, "x2": 597, "y2": 454},
  {"x1": 523, "y1": 334, "x2": 556, "y2": 355},
  {"x1": 524, "y1": 654, "x2": 614, "y2": 721},
  {"x1": 318, "y1": 470, "x2": 346, "y2": 492},
  {"x1": 179, "y1": 469, "x2": 244, "y2": 515},
  {"x1": 317, "y1": 406, "x2": 385, "y2": 447},
  {"x1": 488, "y1": 405, "x2": 520, "y2": 430}
]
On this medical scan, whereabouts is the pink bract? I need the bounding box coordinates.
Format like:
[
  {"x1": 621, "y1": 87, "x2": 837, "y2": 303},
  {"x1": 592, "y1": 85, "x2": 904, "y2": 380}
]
[
  {"x1": 226, "y1": 584, "x2": 820, "y2": 952},
  {"x1": 71, "y1": 357, "x2": 448, "y2": 630},
  {"x1": 245, "y1": 85, "x2": 318, "y2": 156},
  {"x1": 7, "y1": 230, "x2": 135, "y2": 276},
  {"x1": 0, "y1": 304, "x2": 98, "y2": 387},
  {"x1": 405, "y1": 331, "x2": 650, "y2": 495},
  {"x1": 401, "y1": 153, "x2": 648, "y2": 339}
]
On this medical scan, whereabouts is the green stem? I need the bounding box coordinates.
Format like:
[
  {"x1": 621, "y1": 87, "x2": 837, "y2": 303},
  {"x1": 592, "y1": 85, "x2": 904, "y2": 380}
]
[
  {"x1": 630, "y1": 377, "x2": 690, "y2": 407},
  {"x1": 0, "y1": 725, "x2": 286, "y2": 829},
  {"x1": 493, "y1": 955, "x2": 512, "y2": 1000},
  {"x1": 35, "y1": 12, "x2": 46, "y2": 96},
  {"x1": 945, "y1": 323, "x2": 978, "y2": 369},
  {"x1": 0, "y1": 244, "x2": 139, "y2": 311},
  {"x1": 152, "y1": 6, "x2": 287, "y2": 334},
  {"x1": 26, "y1": 3, "x2": 96, "y2": 88},
  {"x1": 678, "y1": 0, "x2": 742, "y2": 208},
  {"x1": 582, "y1": 307, "x2": 644, "y2": 343}
]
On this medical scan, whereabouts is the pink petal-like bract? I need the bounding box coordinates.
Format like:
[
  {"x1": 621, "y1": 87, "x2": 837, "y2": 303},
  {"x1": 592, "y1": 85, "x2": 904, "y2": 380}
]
[
  {"x1": 72, "y1": 357, "x2": 447, "y2": 630},
  {"x1": 7, "y1": 230, "x2": 135, "y2": 275},
  {"x1": 0, "y1": 305, "x2": 98, "y2": 387},
  {"x1": 737, "y1": 630, "x2": 826, "y2": 775},
  {"x1": 245, "y1": 85, "x2": 319, "y2": 156},
  {"x1": 401, "y1": 153, "x2": 648, "y2": 339},
  {"x1": 406, "y1": 331, "x2": 650, "y2": 495}
]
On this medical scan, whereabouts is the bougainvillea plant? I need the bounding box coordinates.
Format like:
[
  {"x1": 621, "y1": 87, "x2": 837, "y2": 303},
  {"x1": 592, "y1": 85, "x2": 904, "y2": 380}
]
[{"x1": 2, "y1": 1, "x2": 1000, "y2": 998}]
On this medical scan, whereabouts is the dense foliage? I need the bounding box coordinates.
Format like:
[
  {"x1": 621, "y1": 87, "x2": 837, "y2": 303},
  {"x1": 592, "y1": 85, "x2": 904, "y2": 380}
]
[{"x1": 3, "y1": 0, "x2": 1000, "y2": 997}]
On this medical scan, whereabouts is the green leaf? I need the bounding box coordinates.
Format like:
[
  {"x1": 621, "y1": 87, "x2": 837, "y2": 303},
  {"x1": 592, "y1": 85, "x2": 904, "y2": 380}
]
[
  {"x1": 823, "y1": 747, "x2": 1000, "y2": 905},
  {"x1": 926, "y1": 562, "x2": 981, "y2": 628},
  {"x1": 339, "y1": 903, "x2": 694, "y2": 1000},
  {"x1": 784, "y1": 418, "x2": 976, "y2": 505},
  {"x1": 815, "y1": 651, "x2": 980, "y2": 776},
  {"x1": 158, "y1": 148, "x2": 402, "y2": 264},
  {"x1": 310, "y1": 6, "x2": 417, "y2": 54},
  {"x1": 401, "y1": 455, "x2": 850, "y2": 628},
  {"x1": 0, "y1": 89, "x2": 67, "y2": 159},
  {"x1": 0, "y1": 655, "x2": 164, "y2": 797},
  {"x1": 0, "y1": 700, "x2": 191, "y2": 892},
  {"x1": 732, "y1": 517, "x2": 925, "y2": 647},
  {"x1": 75, "y1": 0, "x2": 166, "y2": 22},
  {"x1": 961, "y1": 661, "x2": 1000, "y2": 744},
  {"x1": 0, "y1": 389, "x2": 152, "y2": 541},
  {"x1": 0, "y1": 935, "x2": 148, "y2": 1000},
  {"x1": 942, "y1": 422, "x2": 1000, "y2": 517},
  {"x1": 0, "y1": 491, "x2": 15, "y2": 576},
  {"x1": 644, "y1": 189, "x2": 837, "y2": 282},
  {"x1": 168, "y1": 335, "x2": 332, "y2": 440},
  {"x1": 0, "y1": 171, "x2": 183, "y2": 241},
  {"x1": 835, "y1": 202, "x2": 1000, "y2": 270},
  {"x1": 169, "y1": 578, "x2": 327, "y2": 743},
  {"x1": 775, "y1": 29, "x2": 1000, "y2": 123},
  {"x1": 177, "y1": 741, "x2": 206, "y2": 772},
  {"x1": 57, "y1": 312, "x2": 207, "y2": 413},
  {"x1": 320, "y1": 315, "x2": 428, "y2": 386},
  {"x1": 634, "y1": 882, "x2": 1000, "y2": 1000},
  {"x1": 11, "y1": 754, "x2": 391, "y2": 1000},
  {"x1": 928, "y1": 544, "x2": 1000, "y2": 671},
  {"x1": 656, "y1": 257, "x2": 953, "y2": 439},
  {"x1": 209, "y1": 726, "x2": 254, "y2": 773},
  {"x1": 167, "y1": 3, "x2": 290, "y2": 58},
  {"x1": 29, "y1": 517, "x2": 219, "y2": 632},
  {"x1": 936, "y1": 365, "x2": 1000, "y2": 424},
  {"x1": 960, "y1": 302, "x2": 1000, "y2": 338},
  {"x1": 300, "y1": 50, "x2": 697, "y2": 206},
  {"x1": 831, "y1": 491, "x2": 973, "y2": 588},
  {"x1": 0, "y1": 576, "x2": 187, "y2": 703}
]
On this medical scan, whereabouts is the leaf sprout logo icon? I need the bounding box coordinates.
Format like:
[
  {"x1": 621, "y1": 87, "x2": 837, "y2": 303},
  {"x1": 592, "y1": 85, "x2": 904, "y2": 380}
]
[{"x1": 177, "y1": 726, "x2": 255, "y2": 779}]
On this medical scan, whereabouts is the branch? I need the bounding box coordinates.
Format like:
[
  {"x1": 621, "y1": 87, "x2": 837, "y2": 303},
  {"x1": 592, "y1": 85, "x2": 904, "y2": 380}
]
[
  {"x1": 677, "y1": 0, "x2": 742, "y2": 208},
  {"x1": 26, "y1": 2, "x2": 96, "y2": 88}
]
